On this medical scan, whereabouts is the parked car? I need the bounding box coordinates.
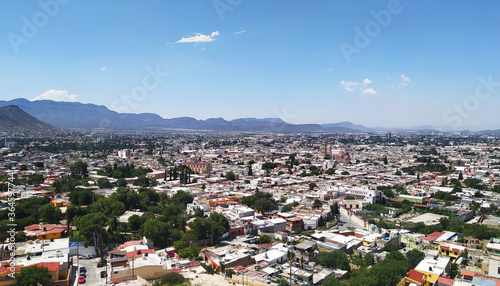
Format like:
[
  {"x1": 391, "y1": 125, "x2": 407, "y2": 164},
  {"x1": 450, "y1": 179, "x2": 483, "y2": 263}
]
[
  {"x1": 100, "y1": 271, "x2": 107, "y2": 278},
  {"x1": 97, "y1": 261, "x2": 103, "y2": 267},
  {"x1": 79, "y1": 266, "x2": 87, "y2": 275},
  {"x1": 78, "y1": 276, "x2": 86, "y2": 284},
  {"x1": 79, "y1": 254, "x2": 91, "y2": 259}
]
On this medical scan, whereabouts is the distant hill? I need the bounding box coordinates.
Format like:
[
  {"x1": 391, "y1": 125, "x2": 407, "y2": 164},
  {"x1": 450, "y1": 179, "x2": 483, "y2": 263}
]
[
  {"x1": 321, "y1": 121, "x2": 370, "y2": 131},
  {"x1": 0, "y1": 98, "x2": 362, "y2": 133},
  {"x1": 0, "y1": 105, "x2": 55, "y2": 132},
  {"x1": 478, "y1": 129, "x2": 500, "y2": 135}
]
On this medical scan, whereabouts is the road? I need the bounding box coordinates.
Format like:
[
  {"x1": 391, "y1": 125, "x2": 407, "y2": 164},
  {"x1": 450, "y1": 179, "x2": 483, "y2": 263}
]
[
  {"x1": 338, "y1": 212, "x2": 366, "y2": 231},
  {"x1": 72, "y1": 256, "x2": 110, "y2": 286}
]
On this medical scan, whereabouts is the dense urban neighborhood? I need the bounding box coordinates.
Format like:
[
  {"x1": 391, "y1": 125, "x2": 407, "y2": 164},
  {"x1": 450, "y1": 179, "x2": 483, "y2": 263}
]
[{"x1": 1, "y1": 131, "x2": 500, "y2": 286}]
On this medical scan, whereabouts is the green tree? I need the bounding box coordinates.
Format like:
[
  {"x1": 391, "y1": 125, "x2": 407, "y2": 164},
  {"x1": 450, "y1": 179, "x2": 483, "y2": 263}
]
[
  {"x1": 97, "y1": 177, "x2": 112, "y2": 189},
  {"x1": 117, "y1": 178, "x2": 127, "y2": 187},
  {"x1": 225, "y1": 171, "x2": 236, "y2": 181},
  {"x1": 76, "y1": 212, "x2": 109, "y2": 257},
  {"x1": 208, "y1": 212, "x2": 230, "y2": 243},
  {"x1": 38, "y1": 204, "x2": 62, "y2": 224},
  {"x1": 317, "y1": 250, "x2": 351, "y2": 271},
  {"x1": 463, "y1": 178, "x2": 482, "y2": 189},
  {"x1": 323, "y1": 275, "x2": 344, "y2": 286},
  {"x1": 177, "y1": 244, "x2": 201, "y2": 260},
  {"x1": 258, "y1": 234, "x2": 272, "y2": 244},
  {"x1": 406, "y1": 249, "x2": 425, "y2": 270},
  {"x1": 326, "y1": 168, "x2": 336, "y2": 175},
  {"x1": 158, "y1": 272, "x2": 185, "y2": 285},
  {"x1": 70, "y1": 160, "x2": 88, "y2": 179},
  {"x1": 16, "y1": 265, "x2": 52, "y2": 286},
  {"x1": 128, "y1": 214, "x2": 142, "y2": 231},
  {"x1": 262, "y1": 162, "x2": 278, "y2": 170},
  {"x1": 69, "y1": 189, "x2": 95, "y2": 206},
  {"x1": 110, "y1": 187, "x2": 139, "y2": 210},
  {"x1": 309, "y1": 182, "x2": 317, "y2": 190},
  {"x1": 34, "y1": 161, "x2": 44, "y2": 168},
  {"x1": 282, "y1": 205, "x2": 293, "y2": 212},
  {"x1": 469, "y1": 201, "x2": 481, "y2": 212},
  {"x1": 341, "y1": 171, "x2": 350, "y2": 176},
  {"x1": 172, "y1": 190, "x2": 194, "y2": 208},
  {"x1": 134, "y1": 175, "x2": 150, "y2": 187},
  {"x1": 276, "y1": 279, "x2": 289, "y2": 286},
  {"x1": 364, "y1": 253, "x2": 375, "y2": 266},
  {"x1": 142, "y1": 219, "x2": 170, "y2": 248},
  {"x1": 65, "y1": 205, "x2": 87, "y2": 227},
  {"x1": 330, "y1": 203, "x2": 340, "y2": 216},
  {"x1": 313, "y1": 199, "x2": 323, "y2": 209},
  {"x1": 350, "y1": 250, "x2": 407, "y2": 286},
  {"x1": 28, "y1": 173, "x2": 44, "y2": 185},
  {"x1": 440, "y1": 217, "x2": 450, "y2": 230}
]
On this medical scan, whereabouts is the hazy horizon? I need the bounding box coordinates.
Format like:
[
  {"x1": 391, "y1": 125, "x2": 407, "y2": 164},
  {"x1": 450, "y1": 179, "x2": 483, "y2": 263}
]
[{"x1": 2, "y1": 1, "x2": 500, "y2": 131}]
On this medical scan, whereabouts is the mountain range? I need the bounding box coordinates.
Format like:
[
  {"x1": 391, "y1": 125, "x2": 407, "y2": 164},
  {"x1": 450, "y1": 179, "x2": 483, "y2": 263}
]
[
  {"x1": 0, "y1": 98, "x2": 497, "y2": 134},
  {"x1": 0, "y1": 98, "x2": 365, "y2": 133},
  {"x1": 0, "y1": 105, "x2": 55, "y2": 132}
]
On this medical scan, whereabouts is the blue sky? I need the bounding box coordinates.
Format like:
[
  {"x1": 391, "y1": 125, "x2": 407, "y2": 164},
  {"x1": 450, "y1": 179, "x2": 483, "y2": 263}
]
[{"x1": 1, "y1": 0, "x2": 499, "y2": 130}]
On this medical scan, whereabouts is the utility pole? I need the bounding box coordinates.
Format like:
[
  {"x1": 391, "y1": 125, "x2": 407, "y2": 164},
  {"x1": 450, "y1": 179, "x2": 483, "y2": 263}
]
[
  {"x1": 105, "y1": 258, "x2": 108, "y2": 284},
  {"x1": 76, "y1": 241, "x2": 79, "y2": 285}
]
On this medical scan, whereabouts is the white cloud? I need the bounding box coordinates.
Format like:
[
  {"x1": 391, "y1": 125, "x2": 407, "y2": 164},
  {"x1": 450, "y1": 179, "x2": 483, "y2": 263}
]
[
  {"x1": 177, "y1": 31, "x2": 220, "y2": 43},
  {"x1": 31, "y1": 89, "x2": 78, "y2": 102},
  {"x1": 340, "y1": 80, "x2": 359, "y2": 91},
  {"x1": 325, "y1": 67, "x2": 334, "y2": 73},
  {"x1": 362, "y1": 88, "x2": 377, "y2": 95},
  {"x1": 363, "y1": 78, "x2": 372, "y2": 85},
  {"x1": 234, "y1": 30, "x2": 246, "y2": 35},
  {"x1": 101, "y1": 67, "x2": 107, "y2": 71},
  {"x1": 399, "y1": 74, "x2": 410, "y2": 87}
]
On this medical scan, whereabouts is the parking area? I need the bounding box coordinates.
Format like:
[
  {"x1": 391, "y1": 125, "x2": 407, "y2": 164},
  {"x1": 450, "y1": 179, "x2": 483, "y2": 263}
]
[{"x1": 73, "y1": 257, "x2": 110, "y2": 286}]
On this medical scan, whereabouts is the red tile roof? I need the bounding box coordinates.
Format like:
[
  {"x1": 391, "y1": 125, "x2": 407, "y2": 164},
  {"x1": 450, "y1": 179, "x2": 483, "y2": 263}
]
[
  {"x1": 408, "y1": 269, "x2": 427, "y2": 284},
  {"x1": 114, "y1": 240, "x2": 142, "y2": 251},
  {"x1": 437, "y1": 276, "x2": 455, "y2": 285},
  {"x1": 127, "y1": 248, "x2": 155, "y2": 257},
  {"x1": 24, "y1": 224, "x2": 67, "y2": 236},
  {"x1": 421, "y1": 232, "x2": 444, "y2": 241},
  {"x1": 413, "y1": 204, "x2": 430, "y2": 208},
  {"x1": 36, "y1": 262, "x2": 60, "y2": 272},
  {"x1": 0, "y1": 265, "x2": 22, "y2": 275},
  {"x1": 461, "y1": 270, "x2": 476, "y2": 277}
]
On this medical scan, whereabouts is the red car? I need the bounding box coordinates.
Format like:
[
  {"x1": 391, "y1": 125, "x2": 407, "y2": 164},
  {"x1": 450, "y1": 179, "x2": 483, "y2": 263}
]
[
  {"x1": 78, "y1": 276, "x2": 85, "y2": 284},
  {"x1": 97, "y1": 261, "x2": 102, "y2": 267}
]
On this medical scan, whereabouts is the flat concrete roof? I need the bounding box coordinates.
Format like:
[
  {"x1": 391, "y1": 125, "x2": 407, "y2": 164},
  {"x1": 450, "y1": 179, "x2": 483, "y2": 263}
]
[{"x1": 408, "y1": 213, "x2": 447, "y2": 225}]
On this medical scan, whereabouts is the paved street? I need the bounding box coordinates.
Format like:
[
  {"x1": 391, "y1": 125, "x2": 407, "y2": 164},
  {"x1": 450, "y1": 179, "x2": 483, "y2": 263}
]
[
  {"x1": 338, "y1": 212, "x2": 366, "y2": 231},
  {"x1": 72, "y1": 257, "x2": 110, "y2": 286}
]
